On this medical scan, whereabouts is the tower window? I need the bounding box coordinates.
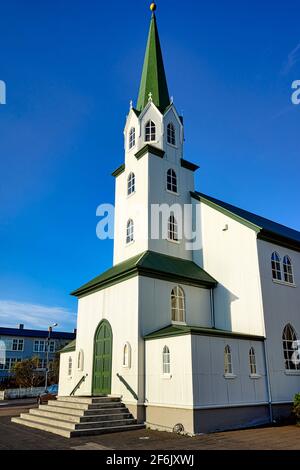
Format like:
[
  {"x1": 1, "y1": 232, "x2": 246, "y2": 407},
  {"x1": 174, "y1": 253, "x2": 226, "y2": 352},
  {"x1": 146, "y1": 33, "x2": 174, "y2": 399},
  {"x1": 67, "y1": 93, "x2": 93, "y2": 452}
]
[
  {"x1": 168, "y1": 214, "x2": 178, "y2": 242},
  {"x1": 282, "y1": 324, "x2": 300, "y2": 371},
  {"x1": 171, "y1": 286, "x2": 186, "y2": 323},
  {"x1": 145, "y1": 120, "x2": 156, "y2": 142},
  {"x1": 68, "y1": 357, "x2": 73, "y2": 377},
  {"x1": 283, "y1": 256, "x2": 294, "y2": 284},
  {"x1": 249, "y1": 347, "x2": 257, "y2": 375},
  {"x1": 271, "y1": 252, "x2": 282, "y2": 281},
  {"x1": 129, "y1": 127, "x2": 136, "y2": 149},
  {"x1": 162, "y1": 346, "x2": 171, "y2": 375},
  {"x1": 126, "y1": 219, "x2": 134, "y2": 244},
  {"x1": 123, "y1": 343, "x2": 131, "y2": 368},
  {"x1": 127, "y1": 173, "x2": 136, "y2": 196},
  {"x1": 224, "y1": 345, "x2": 233, "y2": 375},
  {"x1": 167, "y1": 169, "x2": 178, "y2": 194},
  {"x1": 167, "y1": 123, "x2": 176, "y2": 146}
]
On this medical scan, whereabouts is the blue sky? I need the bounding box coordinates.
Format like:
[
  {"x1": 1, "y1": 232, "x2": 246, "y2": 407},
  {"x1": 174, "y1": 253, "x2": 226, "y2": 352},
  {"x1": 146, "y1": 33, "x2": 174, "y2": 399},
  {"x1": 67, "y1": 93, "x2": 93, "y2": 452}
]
[{"x1": 0, "y1": 0, "x2": 299, "y2": 331}]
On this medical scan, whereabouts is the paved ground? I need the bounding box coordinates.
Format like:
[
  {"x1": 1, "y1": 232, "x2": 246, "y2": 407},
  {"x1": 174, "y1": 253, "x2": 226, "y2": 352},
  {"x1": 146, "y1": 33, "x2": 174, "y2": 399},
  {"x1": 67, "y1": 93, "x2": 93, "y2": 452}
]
[{"x1": 0, "y1": 404, "x2": 299, "y2": 450}]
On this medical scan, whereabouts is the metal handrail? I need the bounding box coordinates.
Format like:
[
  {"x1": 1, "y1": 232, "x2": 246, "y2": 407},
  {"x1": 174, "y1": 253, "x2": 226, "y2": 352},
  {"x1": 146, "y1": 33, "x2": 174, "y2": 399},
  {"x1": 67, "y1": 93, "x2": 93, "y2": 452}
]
[{"x1": 70, "y1": 374, "x2": 88, "y2": 397}]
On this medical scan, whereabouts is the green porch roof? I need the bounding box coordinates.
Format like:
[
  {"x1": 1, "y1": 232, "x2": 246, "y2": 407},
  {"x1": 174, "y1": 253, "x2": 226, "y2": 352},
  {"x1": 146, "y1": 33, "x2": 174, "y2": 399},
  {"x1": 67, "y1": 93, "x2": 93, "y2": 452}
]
[
  {"x1": 144, "y1": 324, "x2": 265, "y2": 342},
  {"x1": 59, "y1": 339, "x2": 76, "y2": 354},
  {"x1": 71, "y1": 251, "x2": 217, "y2": 298},
  {"x1": 192, "y1": 192, "x2": 300, "y2": 252}
]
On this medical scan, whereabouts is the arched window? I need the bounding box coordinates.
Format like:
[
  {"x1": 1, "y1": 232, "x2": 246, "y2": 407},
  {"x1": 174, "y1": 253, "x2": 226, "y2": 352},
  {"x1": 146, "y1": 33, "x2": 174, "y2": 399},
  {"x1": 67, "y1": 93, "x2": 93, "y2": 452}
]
[
  {"x1": 168, "y1": 214, "x2": 178, "y2": 242},
  {"x1": 163, "y1": 346, "x2": 170, "y2": 375},
  {"x1": 249, "y1": 347, "x2": 257, "y2": 375},
  {"x1": 123, "y1": 343, "x2": 131, "y2": 368},
  {"x1": 126, "y1": 219, "x2": 134, "y2": 244},
  {"x1": 129, "y1": 127, "x2": 136, "y2": 149},
  {"x1": 167, "y1": 169, "x2": 178, "y2": 193},
  {"x1": 77, "y1": 350, "x2": 84, "y2": 371},
  {"x1": 271, "y1": 252, "x2": 282, "y2": 281},
  {"x1": 224, "y1": 345, "x2": 233, "y2": 375},
  {"x1": 167, "y1": 123, "x2": 176, "y2": 145},
  {"x1": 283, "y1": 256, "x2": 294, "y2": 284},
  {"x1": 171, "y1": 286, "x2": 186, "y2": 323},
  {"x1": 283, "y1": 324, "x2": 300, "y2": 371},
  {"x1": 127, "y1": 173, "x2": 136, "y2": 196},
  {"x1": 68, "y1": 356, "x2": 73, "y2": 377},
  {"x1": 145, "y1": 120, "x2": 156, "y2": 142}
]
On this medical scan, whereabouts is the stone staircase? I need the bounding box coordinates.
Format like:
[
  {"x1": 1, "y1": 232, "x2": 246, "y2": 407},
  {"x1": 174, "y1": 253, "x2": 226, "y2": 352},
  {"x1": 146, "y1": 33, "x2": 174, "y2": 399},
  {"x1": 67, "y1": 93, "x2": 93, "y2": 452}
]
[{"x1": 11, "y1": 396, "x2": 145, "y2": 438}]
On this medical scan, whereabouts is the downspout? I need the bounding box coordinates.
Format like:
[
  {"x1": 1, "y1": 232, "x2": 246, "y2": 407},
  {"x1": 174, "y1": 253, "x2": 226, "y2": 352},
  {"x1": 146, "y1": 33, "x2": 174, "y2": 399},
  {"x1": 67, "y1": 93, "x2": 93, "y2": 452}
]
[
  {"x1": 210, "y1": 288, "x2": 216, "y2": 329},
  {"x1": 263, "y1": 339, "x2": 273, "y2": 424}
]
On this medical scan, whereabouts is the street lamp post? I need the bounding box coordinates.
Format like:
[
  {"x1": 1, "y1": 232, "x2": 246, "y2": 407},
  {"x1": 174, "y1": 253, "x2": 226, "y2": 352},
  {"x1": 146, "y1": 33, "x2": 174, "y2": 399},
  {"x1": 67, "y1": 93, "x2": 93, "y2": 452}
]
[{"x1": 45, "y1": 323, "x2": 58, "y2": 391}]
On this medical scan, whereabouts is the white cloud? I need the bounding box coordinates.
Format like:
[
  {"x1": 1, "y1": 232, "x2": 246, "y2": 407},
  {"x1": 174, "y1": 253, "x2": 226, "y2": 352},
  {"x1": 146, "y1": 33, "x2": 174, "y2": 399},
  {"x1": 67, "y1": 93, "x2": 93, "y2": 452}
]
[
  {"x1": 282, "y1": 43, "x2": 300, "y2": 74},
  {"x1": 0, "y1": 300, "x2": 76, "y2": 332}
]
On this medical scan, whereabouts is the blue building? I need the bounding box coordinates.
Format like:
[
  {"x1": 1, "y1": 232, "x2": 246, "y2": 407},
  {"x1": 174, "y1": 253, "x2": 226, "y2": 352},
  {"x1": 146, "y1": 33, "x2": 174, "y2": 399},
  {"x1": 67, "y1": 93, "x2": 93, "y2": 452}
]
[{"x1": 0, "y1": 324, "x2": 76, "y2": 382}]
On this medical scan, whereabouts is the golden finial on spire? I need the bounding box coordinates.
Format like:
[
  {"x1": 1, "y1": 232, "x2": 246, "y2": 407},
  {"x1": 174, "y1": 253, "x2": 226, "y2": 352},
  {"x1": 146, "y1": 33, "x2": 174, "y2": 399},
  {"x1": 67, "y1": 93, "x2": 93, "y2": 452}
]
[{"x1": 150, "y1": 3, "x2": 157, "y2": 12}]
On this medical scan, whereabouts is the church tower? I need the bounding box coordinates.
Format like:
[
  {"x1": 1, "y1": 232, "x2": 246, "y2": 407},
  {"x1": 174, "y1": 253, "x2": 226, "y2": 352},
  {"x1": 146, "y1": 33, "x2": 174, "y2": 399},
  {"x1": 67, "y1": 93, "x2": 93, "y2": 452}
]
[{"x1": 113, "y1": 3, "x2": 199, "y2": 265}]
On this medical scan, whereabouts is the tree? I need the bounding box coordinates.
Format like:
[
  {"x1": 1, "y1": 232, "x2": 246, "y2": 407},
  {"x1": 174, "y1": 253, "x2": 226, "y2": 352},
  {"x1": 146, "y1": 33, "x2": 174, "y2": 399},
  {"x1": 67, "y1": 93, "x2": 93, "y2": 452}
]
[
  {"x1": 12, "y1": 357, "x2": 44, "y2": 388},
  {"x1": 48, "y1": 353, "x2": 60, "y2": 385}
]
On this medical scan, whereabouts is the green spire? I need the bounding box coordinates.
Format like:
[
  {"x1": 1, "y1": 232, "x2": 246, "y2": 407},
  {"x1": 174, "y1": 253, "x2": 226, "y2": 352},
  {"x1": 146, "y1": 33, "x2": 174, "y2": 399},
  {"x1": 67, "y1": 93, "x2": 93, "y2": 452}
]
[{"x1": 137, "y1": 12, "x2": 170, "y2": 113}]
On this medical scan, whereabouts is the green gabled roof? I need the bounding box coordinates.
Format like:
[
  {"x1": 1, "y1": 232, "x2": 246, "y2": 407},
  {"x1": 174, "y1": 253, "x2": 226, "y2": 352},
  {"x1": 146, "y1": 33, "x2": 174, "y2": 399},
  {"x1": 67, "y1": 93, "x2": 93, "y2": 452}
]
[
  {"x1": 144, "y1": 324, "x2": 265, "y2": 342},
  {"x1": 192, "y1": 192, "x2": 300, "y2": 252},
  {"x1": 72, "y1": 251, "x2": 217, "y2": 298},
  {"x1": 59, "y1": 339, "x2": 76, "y2": 354},
  {"x1": 137, "y1": 13, "x2": 170, "y2": 113}
]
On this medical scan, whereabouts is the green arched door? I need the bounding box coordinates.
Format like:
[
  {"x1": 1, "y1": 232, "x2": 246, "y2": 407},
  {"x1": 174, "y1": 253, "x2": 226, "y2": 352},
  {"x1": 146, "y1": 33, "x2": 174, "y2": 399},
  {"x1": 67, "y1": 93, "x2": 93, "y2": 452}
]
[{"x1": 92, "y1": 320, "x2": 113, "y2": 396}]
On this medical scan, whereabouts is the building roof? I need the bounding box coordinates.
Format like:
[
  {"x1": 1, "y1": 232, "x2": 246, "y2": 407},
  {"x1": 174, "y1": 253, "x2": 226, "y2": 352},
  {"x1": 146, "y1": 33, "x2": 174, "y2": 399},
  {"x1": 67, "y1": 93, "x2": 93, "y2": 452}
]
[
  {"x1": 59, "y1": 339, "x2": 76, "y2": 354},
  {"x1": 144, "y1": 324, "x2": 265, "y2": 342},
  {"x1": 137, "y1": 13, "x2": 170, "y2": 113},
  {"x1": 72, "y1": 251, "x2": 217, "y2": 298},
  {"x1": 192, "y1": 192, "x2": 300, "y2": 252},
  {"x1": 0, "y1": 327, "x2": 76, "y2": 340}
]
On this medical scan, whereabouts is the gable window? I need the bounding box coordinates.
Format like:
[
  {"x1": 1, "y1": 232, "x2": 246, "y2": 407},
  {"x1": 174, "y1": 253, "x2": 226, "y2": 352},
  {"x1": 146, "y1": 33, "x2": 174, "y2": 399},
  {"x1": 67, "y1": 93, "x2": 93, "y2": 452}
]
[
  {"x1": 129, "y1": 127, "x2": 136, "y2": 149},
  {"x1": 283, "y1": 324, "x2": 300, "y2": 371},
  {"x1": 68, "y1": 357, "x2": 73, "y2": 377},
  {"x1": 168, "y1": 214, "x2": 178, "y2": 242},
  {"x1": 283, "y1": 256, "x2": 294, "y2": 284},
  {"x1": 163, "y1": 346, "x2": 171, "y2": 375},
  {"x1": 224, "y1": 345, "x2": 233, "y2": 375},
  {"x1": 145, "y1": 120, "x2": 156, "y2": 142},
  {"x1": 271, "y1": 252, "x2": 282, "y2": 281},
  {"x1": 167, "y1": 169, "x2": 178, "y2": 194},
  {"x1": 126, "y1": 219, "x2": 134, "y2": 244},
  {"x1": 123, "y1": 343, "x2": 131, "y2": 369},
  {"x1": 171, "y1": 286, "x2": 186, "y2": 323},
  {"x1": 249, "y1": 347, "x2": 257, "y2": 375},
  {"x1": 167, "y1": 123, "x2": 176, "y2": 146}
]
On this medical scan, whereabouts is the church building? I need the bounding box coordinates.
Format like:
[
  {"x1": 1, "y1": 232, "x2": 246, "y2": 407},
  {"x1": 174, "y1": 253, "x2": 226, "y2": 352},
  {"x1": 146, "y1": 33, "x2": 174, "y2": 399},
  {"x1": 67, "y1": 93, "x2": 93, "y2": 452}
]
[{"x1": 56, "y1": 4, "x2": 300, "y2": 435}]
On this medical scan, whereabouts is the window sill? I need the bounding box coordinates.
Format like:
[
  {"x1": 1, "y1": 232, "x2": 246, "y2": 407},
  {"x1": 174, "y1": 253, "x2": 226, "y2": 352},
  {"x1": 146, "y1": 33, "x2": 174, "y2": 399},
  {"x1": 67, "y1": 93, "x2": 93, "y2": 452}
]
[
  {"x1": 167, "y1": 239, "x2": 180, "y2": 245},
  {"x1": 224, "y1": 374, "x2": 237, "y2": 380},
  {"x1": 272, "y1": 280, "x2": 296, "y2": 288},
  {"x1": 127, "y1": 192, "x2": 136, "y2": 199},
  {"x1": 172, "y1": 322, "x2": 187, "y2": 326},
  {"x1": 166, "y1": 189, "x2": 180, "y2": 197},
  {"x1": 250, "y1": 374, "x2": 262, "y2": 380},
  {"x1": 167, "y1": 143, "x2": 178, "y2": 149},
  {"x1": 162, "y1": 374, "x2": 172, "y2": 380},
  {"x1": 126, "y1": 241, "x2": 135, "y2": 247},
  {"x1": 284, "y1": 370, "x2": 300, "y2": 376}
]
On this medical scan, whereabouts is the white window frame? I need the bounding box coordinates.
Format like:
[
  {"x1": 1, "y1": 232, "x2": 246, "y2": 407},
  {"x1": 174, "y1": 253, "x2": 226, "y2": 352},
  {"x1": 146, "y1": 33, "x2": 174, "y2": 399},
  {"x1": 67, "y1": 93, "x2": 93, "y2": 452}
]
[
  {"x1": 77, "y1": 349, "x2": 84, "y2": 371},
  {"x1": 168, "y1": 214, "x2": 179, "y2": 242},
  {"x1": 12, "y1": 338, "x2": 24, "y2": 352},
  {"x1": 283, "y1": 324, "x2": 300, "y2": 372},
  {"x1": 129, "y1": 127, "x2": 136, "y2": 150},
  {"x1": 145, "y1": 120, "x2": 156, "y2": 142},
  {"x1": 167, "y1": 122, "x2": 176, "y2": 146},
  {"x1": 166, "y1": 169, "x2": 178, "y2": 194},
  {"x1": 162, "y1": 346, "x2": 171, "y2": 376},
  {"x1": 171, "y1": 286, "x2": 186, "y2": 324},
  {"x1": 68, "y1": 356, "x2": 73, "y2": 377},
  {"x1": 126, "y1": 219, "x2": 134, "y2": 245},
  {"x1": 122, "y1": 342, "x2": 131, "y2": 369},
  {"x1": 283, "y1": 256, "x2": 294, "y2": 285},
  {"x1": 127, "y1": 173, "x2": 136, "y2": 196},
  {"x1": 249, "y1": 347, "x2": 257, "y2": 375},
  {"x1": 271, "y1": 252, "x2": 282, "y2": 281},
  {"x1": 224, "y1": 345, "x2": 235, "y2": 377},
  {"x1": 33, "y1": 340, "x2": 45, "y2": 353}
]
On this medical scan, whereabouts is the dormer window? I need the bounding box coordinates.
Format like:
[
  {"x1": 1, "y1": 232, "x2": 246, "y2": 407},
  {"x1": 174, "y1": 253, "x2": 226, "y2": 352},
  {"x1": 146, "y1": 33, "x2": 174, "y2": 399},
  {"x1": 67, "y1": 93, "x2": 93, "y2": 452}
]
[
  {"x1": 145, "y1": 120, "x2": 156, "y2": 142},
  {"x1": 167, "y1": 123, "x2": 176, "y2": 146},
  {"x1": 129, "y1": 127, "x2": 136, "y2": 150}
]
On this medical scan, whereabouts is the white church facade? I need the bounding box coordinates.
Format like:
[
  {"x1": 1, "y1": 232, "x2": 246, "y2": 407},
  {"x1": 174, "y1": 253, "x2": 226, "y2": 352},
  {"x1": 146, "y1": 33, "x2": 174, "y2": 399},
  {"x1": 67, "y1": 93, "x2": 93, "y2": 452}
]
[{"x1": 58, "y1": 5, "x2": 300, "y2": 435}]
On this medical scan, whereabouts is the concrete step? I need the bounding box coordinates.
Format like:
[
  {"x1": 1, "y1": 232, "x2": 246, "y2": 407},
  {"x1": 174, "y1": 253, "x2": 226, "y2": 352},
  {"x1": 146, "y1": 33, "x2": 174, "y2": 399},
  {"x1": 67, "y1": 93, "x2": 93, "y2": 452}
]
[
  {"x1": 39, "y1": 403, "x2": 126, "y2": 417},
  {"x1": 39, "y1": 404, "x2": 85, "y2": 416},
  {"x1": 30, "y1": 408, "x2": 133, "y2": 424},
  {"x1": 57, "y1": 396, "x2": 121, "y2": 405},
  {"x1": 49, "y1": 400, "x2": 123, "y2": 411},
  {"x1": 11, "y1": 417, "x2": 72, "y2": 438},
  {"x1": 12, "y1": 416, "x2": 145, "y2": 439}
]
